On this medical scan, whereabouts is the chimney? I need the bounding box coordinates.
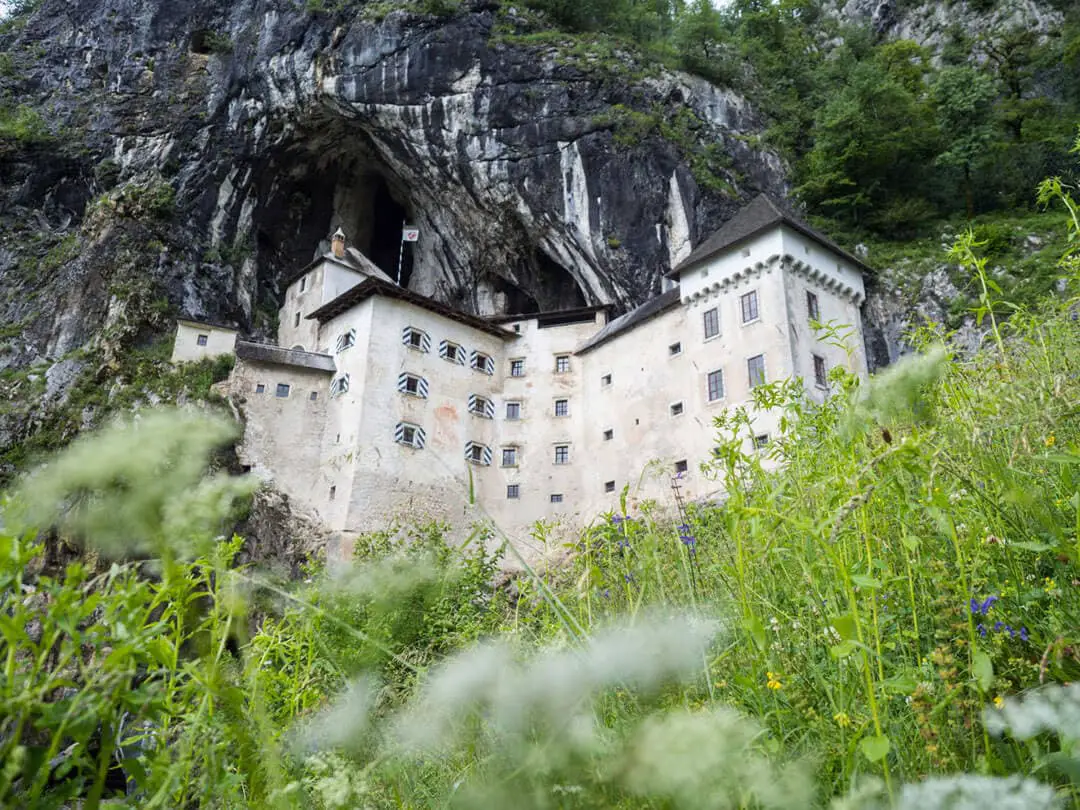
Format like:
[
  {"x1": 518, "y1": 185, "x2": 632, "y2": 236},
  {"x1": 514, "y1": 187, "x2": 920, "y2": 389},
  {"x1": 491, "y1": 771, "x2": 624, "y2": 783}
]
[{"x1": 331, "y1": 228, "x2": 346, "y2": 259}]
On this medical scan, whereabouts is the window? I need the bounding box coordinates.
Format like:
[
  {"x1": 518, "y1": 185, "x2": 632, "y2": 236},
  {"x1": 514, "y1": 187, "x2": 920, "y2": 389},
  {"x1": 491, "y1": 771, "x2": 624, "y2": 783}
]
[
  {"x1": 554, "y1": 399, "x2": 569, "y2": 417},
  {"x1": 670, "y1": 401, "x2": 684, "y2": 417},
  {"x1": 402, "y1": 327, "x2": 430, "y2": 352},
  {"x1": 330, "y1": 374, "x2": 350, "y2": 397},
  {"x1": 255, "y1": 383, "x2": 265, "y2": 394},
  {"x1": 601, "y1": 373, "x2": 612, "y2": 387},
  {"x1": 754, "y1": 434, "x2": 770, "y2": 449},
  {"x1": 807, "y1": 291, "x2": 820, "y2": 322},
  {"x1": 604, "y1": 480, "x2": 616, "y2": 493},
  {"x1": 470, "y1": 350, "x2": 494, "y2": 375},
  {"x1": 813, "y1": 354, "x2": 828, "y2": 388},
  {"x1": 748, "y1": 354, "x2": 766, "y2": 388},
  {"x1": 309, "y1": 391, "x2": 318, "y2": 401},
  {"x1": 554, "y1": 445, "x2": 569, "y2": 465},
  {"x1": 328, "y1": 485, "x2": 335, "y2": 500},
  {"x1": 674, "y1": 459, "x2": 689, "y2": 475},
  {"x1": 669, "y1": 342, "x2": 682, "y2": 356},
  {"x1": 603, "y1": 428, "x2": 613, "y2": 441},
  {"x1": 505, "y1": 401, "x2": 521, "y2": 420},
  {"x1": 741, "y1": 246, "x2": 751, "y2": 257},
  {"x1": 468, "y1": 394, "x2": 495, "y2": 418},
  {"x1": 550, "y1": 493, "x2": 564, "y2": 504},
  {"x1": 465, "y1": 442, "x2": 492, "y2": 465},
  {"x1": 502, "y1": 447, "x2": 518, "y2": 467},
  {"x1": 196, "y1": 334, "x2": 208, "y2": 346},
  {"x1": 395, "y1": 422, "x2": 426, "y2": 449},
  {"x1": 740, "y1": 290, "x2": 759, "y2": 323},
  {"x1": 293, "y1": 311, "x2": 300, "y2": 328},
  {"x1": 507, "y1": 484, "x2": 520, "y2": 499},
  {"x1": 439, "y1": 340, "x2": 464, "y2": 364},
  {"x1": 554, "y1": 355, "x2": 570, "y2": 373},
  {"x1": 703, "y1": 307, "x2": 719, "y2": 339},
  {"x1": 300, "y1": 276, "x2": 306, "y2": 292},
  {"x1": 398, "y1": 373, "x2": 428, "y2": 398},
  {"x1": 275, "y1": 383, "x2": 290, "y2": 398},
  {"x1": 335, "y1": 329, "x2": 356, "y2": 353},
  {"x1": 707, "y1": 369, "x2": 724, "y2": 402},
  {"x1": 510, "y1": 359, "x2": 525, "y2": 377}
]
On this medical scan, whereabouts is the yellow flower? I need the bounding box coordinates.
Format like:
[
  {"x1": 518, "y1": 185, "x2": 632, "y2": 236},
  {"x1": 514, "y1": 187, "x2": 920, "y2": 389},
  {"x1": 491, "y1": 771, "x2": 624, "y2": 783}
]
[
  {"x1": 1045, "y1": 435, "x2": 1056, "y2": 448},
  {"x1": 767, "y1": 679, "x2": 783, "y2": 690},
  {"x1": 833, "y1": 712, "x2": 852, "y2": 728},
  {"x1": 765, "y1": 672, "x2": 783, "y2": 690},
  {"x1": 993, "y1": 696, "x2": 1005, "y2": 709}
]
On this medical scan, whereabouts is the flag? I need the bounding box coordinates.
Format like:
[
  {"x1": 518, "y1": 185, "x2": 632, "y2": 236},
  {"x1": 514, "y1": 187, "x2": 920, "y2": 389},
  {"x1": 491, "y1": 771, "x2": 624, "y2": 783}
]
[{"x1": 402, "y1": 227, "x2": 419, "y2": 242}]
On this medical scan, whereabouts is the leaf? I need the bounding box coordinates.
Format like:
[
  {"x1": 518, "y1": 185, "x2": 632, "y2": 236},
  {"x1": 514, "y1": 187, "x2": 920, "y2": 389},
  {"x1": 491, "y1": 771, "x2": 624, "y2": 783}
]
[
  {"x1": 973, "y1": 649, "x2": 994, "y2": 692},
  {"x1": 831, "y1": 613, "x2": 857, "y2": 641},
  {"x1": 830, "y1": 640, "x2": 859, "y2": 659},
  {"x1": 1009, "y1": 541, "x2": 1055, "y2": 553},
  {"x1": 900, "y1": 535, "x2": 920, "y2": 552},
  {"x1": 881, "y1": 673, "x2": 918, "y2": 694},
  {"x1": 1042, "y1": 751, "x2": 1080, "y2": 785},
  {"x1": 859, "y1": 734, "x2": 891, "y2": 763},
  {"x1": 743, "y1": 616, "x2": 767, "y2": 651},
  {"x1": 851, "y1": 574, "x2": 882, "y2": 590}
]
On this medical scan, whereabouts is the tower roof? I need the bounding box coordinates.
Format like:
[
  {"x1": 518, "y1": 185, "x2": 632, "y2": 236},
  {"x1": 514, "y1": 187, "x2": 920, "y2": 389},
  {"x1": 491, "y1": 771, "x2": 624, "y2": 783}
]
[{"x1": 666, "y1": 194, "x2": 870, "y2": 277}]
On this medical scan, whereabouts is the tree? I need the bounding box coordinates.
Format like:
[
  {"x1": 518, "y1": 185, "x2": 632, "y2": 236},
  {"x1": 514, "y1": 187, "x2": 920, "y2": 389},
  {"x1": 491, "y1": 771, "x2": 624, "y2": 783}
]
[{"x1": 931, "y1": 66, "x2": 998, "y2": 217}]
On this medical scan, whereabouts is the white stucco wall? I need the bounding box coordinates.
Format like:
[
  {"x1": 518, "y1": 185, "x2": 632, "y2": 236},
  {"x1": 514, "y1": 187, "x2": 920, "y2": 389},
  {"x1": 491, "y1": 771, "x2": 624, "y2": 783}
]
[
  {"x1": 171, "y1": 321, "x2": 237, "y2": 363},
  {"x1": 678, "y1": 229, "x2": 784, "y2": 301},
  {"x1": 277, "y1": 258, "x2": 367, "y2": 352}
]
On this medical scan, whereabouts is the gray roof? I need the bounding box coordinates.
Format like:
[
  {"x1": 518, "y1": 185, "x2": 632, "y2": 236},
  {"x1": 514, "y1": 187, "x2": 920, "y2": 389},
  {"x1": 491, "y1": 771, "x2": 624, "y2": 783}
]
[
  {"x1": 235, "y1": 341, "x2": 336, "y2": 372},
  {"x1": 575, "y1": 287, "x2": 681, "y2": 355},
  {"x1": 284, "y1": 247, "x2": 395, "y2": 289},
  {"x1": 667, "y1": 194, "x2": 871, "y2": 277}
]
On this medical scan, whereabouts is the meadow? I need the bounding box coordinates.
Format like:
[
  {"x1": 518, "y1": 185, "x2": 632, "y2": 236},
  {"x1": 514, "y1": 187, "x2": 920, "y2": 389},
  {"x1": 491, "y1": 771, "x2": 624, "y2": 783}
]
[{"x1": 1, "y1": 183, "x2": 1079, "y2": 808}]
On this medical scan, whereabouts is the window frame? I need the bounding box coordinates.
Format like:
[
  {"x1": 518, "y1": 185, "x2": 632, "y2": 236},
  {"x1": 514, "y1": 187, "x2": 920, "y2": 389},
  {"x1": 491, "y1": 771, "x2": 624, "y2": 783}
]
[
  {"x1": 706, "y1": 369, "x2": 724, "y2": 402},
  {"x1": 674, "y1": 459, "x2": 689, "y2": 475},
  {"x1": 468, "y1": 394, "x2": 495, "y2": 419},
  {"x1": 465, "y1": 441, "x2": 492, "y2": 466},
  {"x1": 702, "y1": 307, "x2": 720, "y2": 340},
  {"x1": 600, "y1": 373, "x2": 612, "y2": 387},
  {"x1": 403, "y1": 327, "x2": 430, "y2": 353},
  {"x1": 602, "y1": 428, "x2": 613, "y2": 441},
  {"x1": 395, "y1": 422, "x2": 426, "y2": 449},
  {"x1": 604, "y1": 480, "x2": 616, "y2": 493},
  {"x1": 806, "y1": 290, "x2": 820, "y2": 322},
  {"x1": 740, "y1": 290, "x2": 760, "y2": 324},
  {"x1": 330, "y1": 373, "x2": 350, "y2": 397},
  {"x1": 471, "y1": 350, "x2": 494, "y2": 375},
  {"x1": 506, "y1": 484, "x2": 520, "y2": 499},
  {"x1": 554, "y1": 355, "x2": 571, "y2": 374},
  {"x1": 553, "y1": 398, "x2": 569, "y2": 417},
  {"x1": 335, "y1": 329, "x2": 356, "y2": 353},
  {"x1": 668, "y1": 341, "x2": 682, "y2": 357},
  {"x1": 196, "y1": 334, "x2": 209, "y2": 346},
  {"x1": 747, "y1": 354, "x2": 767, "y2": 389},
  {"x1": 501, "y1": 447, "x2": 518, "y2": 467},
  {"x1": 509, "y1": 358, "x2": 526, "y2": 377},
  {"x1": 553, "y1": 445, "x2": 570, "y2": 465},
  {"x1": 275, "y1": 383, "x2": 291, "y2": 398},
  {"x1": 505, "y1": 401, "x2": 522, "y2": 420},
  {"x1": 670, "y1": 401, "x2": 684, "y2": 417},
  {"x1": 813, "y1": 354, "x2": 828, "y2": 388},
  {"x1": 550, "y1": 493, "x2": 564, "y2": 504}
]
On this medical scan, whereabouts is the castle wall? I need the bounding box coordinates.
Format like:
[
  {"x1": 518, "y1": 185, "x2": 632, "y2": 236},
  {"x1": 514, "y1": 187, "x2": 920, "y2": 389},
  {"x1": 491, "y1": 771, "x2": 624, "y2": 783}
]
[{"x1": 171, "y1": 321, "x2": 237, "y2": 363}]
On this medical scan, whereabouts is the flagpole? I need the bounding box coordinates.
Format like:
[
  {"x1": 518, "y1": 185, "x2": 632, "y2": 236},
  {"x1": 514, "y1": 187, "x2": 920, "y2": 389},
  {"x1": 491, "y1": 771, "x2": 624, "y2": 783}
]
[{"x1": 397, "y1": 217, "x2": 405, "y2": 285}]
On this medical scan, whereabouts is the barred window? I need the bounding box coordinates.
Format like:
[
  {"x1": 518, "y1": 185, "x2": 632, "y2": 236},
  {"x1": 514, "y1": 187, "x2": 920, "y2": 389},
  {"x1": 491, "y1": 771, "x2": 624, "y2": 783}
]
[
  {"x1": 276, "y1": 383, "x2": 290, "y2": 398},
  {"x1": 554, "y1": 355, "x2": 570, "y2": 373},
  {"x1": 507, "y1": 484, "x2": 520, "y2": 499},
  {"x1": 554, "y1": 445, "x2": 569, "y2": 465},
  {"x1": 550, "y1": 493, "x2": 564, "y2": 503},
  {"x1": 554, "y1": 399, "x2": 569, "y2": 417},
  {"x1": 196, "y1": 334, "x2": 208, "y2": 346},
  {"x1": 510, "y1": 358, "x2": 525, "y2": 377},
  {"x1": 670, "y1": 401, "x2": 684, "y2": 417}
]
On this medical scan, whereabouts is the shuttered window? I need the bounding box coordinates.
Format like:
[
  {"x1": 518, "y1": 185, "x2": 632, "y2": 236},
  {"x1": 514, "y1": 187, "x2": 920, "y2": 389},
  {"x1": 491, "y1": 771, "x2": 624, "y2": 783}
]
[
  {"x1": 395, "y1": 422, "x2": 426, "y2": 449},
  {"x1": 440, "y1": 340, "x2": 465, "y2": 364},
  {"x1": 468, "y1": 394, "x2": 495, "y2": 418},
  {"x1": 402, "y1": 327, "x2": 431, "y2": 352},
  {"x1": 330, "y1": 374, "x2": 350, "y2": 397},
  {"x1": 398, "y1": 373, "x2": 429, "y2": 398},
  {"x1": 470, "y1": 350, "x2": 494, "y2": 375},
  {"x1": 335, "y1": 329, "x2": 356, "y2": 353},
  {"x1": 465, "y1": 441, "x2": 492, "y2": 466}
]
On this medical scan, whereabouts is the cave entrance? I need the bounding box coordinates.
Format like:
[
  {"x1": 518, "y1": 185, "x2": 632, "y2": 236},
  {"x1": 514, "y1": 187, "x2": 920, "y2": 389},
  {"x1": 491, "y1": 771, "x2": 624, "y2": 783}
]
[
  {"x1": 531, "y1": 248, "x2": 587, "y2": 311},
  {"x1": 366, "y1": 177, "x2": 412, "y2": 286}
]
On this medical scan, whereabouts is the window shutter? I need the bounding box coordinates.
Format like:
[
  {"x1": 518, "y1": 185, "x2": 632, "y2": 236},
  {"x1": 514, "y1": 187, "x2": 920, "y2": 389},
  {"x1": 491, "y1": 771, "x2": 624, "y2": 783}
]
[
  {"x1": 331, "y1": 373, "x2": 350, "y2": 397},
  {"x1": 468, "y1": 393, "x2": 477, "y2": 414},
  {"x1": 395, "y1": 422, "x2": 406, "y2": 443},
  {"x1": 402, "y1": 327, "x2": 431, "y2": 352},
  {"x1": 398, "y1": 373, "x2": 429, "y2": 398},
  {"x1": 417, "y1": 376, "x2": 429, "y2": 398},
  {"x1": 440, "y1": 340, "x2": 465, "y2": 364},
  {"x1": 395, "y1": 422, "x2": 426, "y2": 448},
  {"x1": 421, "y1": 332, "x2": 431, "y2": 353},
  {"x1": 414, "y1": 425, "x2": 426, "y2": 448},
  {"x1": 481, "y1": 445, "x2": 492, "y2": 466}
]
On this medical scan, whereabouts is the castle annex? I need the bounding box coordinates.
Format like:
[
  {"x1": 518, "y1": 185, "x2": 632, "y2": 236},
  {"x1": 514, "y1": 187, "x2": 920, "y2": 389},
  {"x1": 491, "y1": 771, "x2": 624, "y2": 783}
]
[{"x1": 173, "y1": 196, "x2": 869, "y2": 560}]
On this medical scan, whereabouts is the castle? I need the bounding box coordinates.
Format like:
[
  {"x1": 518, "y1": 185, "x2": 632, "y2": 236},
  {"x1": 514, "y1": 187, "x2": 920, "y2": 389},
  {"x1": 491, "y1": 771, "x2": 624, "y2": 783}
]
[{"x1": 173, "y1": 195, "x2": 869, "y2": 560}]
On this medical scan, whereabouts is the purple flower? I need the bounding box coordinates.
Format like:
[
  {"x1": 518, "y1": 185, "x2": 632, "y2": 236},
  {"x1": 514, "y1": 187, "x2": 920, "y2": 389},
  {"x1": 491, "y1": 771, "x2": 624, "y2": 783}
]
[
  {"x1": 970, "y1": 595, "x2": 998, "y2": 616},
  {"x1": 680, "y1": 534, "x2": 697, "y2": 554},
  {"x1": 616, "y1": 538, "x2": 631, "y2": 550},
  {"x1": 610, "y1": 514, "x2": 624, "y2": 525},
  {"x1": 1019, "y1": 627, "x2": 1029, "y2": 642},
  {"x1": 977, "y1": 623, "x2": 987, "y2": 637},
  {"x1": 601, "y1": 588, "x2": 611, "y2": 599},
  {"x1": 677, "y1": 524, "x2": 691, "y2": 533},
  {"x1": 994, "y1": 621, "x2": 1004, "y2": 632},
  {"x1": 624, "y1": 572, "x2": 636, "y2": 583}
]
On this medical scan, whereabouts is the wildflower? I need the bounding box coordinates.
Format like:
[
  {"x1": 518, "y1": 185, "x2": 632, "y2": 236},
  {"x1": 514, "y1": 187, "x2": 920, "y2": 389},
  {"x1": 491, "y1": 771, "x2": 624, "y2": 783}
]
[
  {"x1": 949, "y1": 488, "x2": 967, "y2": 505},
  {"x1": 984, "y1": 534, "x2": 1002, "y2": 545},
  {"x1": 610, "y1": 514, "x2": 624, "y2": 525},
  {"x1": 679, "y1": 534, "x2": 697, "y2": 554},
  {"x1": 616, "y1": 538, "x2": 631, "y2": 550},
  {"x1": 833, "y1": 712, "x2": 852, "y2": 728},
  {"x1": 677, "y1": 524, "x2": 690, "y2": 533},
  {"x1": 994, "y1": 621, "x2": 1004, "y2": 632},
  {"x1": 1045, "y1": 435, "x2": 1056, "y2": 448},
  {"x1": 993, "y1": 696, "x2": 1005, "y2": 709},
  {"x1": 1044, "y1": 577, "x2": 1059, "y2": 596},
  {"x1": 970, "y1": 595, "x2": 998, "y2": 615},
  {"x1": 766, "y1": 671, "x2": 783, "y2": 690},
  {"x1": 977, "y1": 623, "x2": 987, "y2": 637}
]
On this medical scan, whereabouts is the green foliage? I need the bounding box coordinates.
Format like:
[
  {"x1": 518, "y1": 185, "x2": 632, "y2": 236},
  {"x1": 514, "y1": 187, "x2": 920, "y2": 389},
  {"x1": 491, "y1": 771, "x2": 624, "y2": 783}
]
[{"x1": 0, "y1": 104, "x2": 51, "y2": 145}]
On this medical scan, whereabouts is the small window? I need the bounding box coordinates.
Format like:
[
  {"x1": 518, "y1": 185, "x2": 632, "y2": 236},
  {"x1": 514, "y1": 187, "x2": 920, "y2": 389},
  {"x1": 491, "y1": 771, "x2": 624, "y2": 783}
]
[
  {"x1": 603, "y1": 428, "x2": 613, "y2": 441},
  {"x1": 554, "y1": 399, "x2": 569, "y2": 417},
  {"x1": 813, "y1": 354, "x2": 828, "y2": 388},
  {"x1": 748, "y1": 354, "x2": 766, "y2": 388},
  {"x1": 554, "y1": 445, "x2": 570, "y2": 465},
  {"x1": 754, "y1": 434, "x2": 770, "y2": 449},
  {"x1": 807, "y1": 291, "x2": 820, "y2": 322},
  {"x1": 604, "y1": 480, "x2": 616, "y2": 493},
  {"x1": 471, "y1": 351, "x2": 494, "y2": 375},
  {"x1": 740, "y1": 246, "x2": 751, "y2": 258},
  {"x1": 328, "y1": 485, "x2": 335, "y2": 500},
  {"x1": 507, "y1": 484, "x2": 520, "y2": 499},
  {"x1": 335, "y1": 329, "x2": 356, "y2": 353},
  {"x1": 669, "y1": 342, "x2": 682, "y2": 356},
  {"x1": 300, "y1": 276, "x2": 307, "y2": 292},
  {"x1": 403, "y1": 327, "x2": 430, "y2": 352},
  {"x1": 276, "y1": 383, "x2": 290, "y2": 398},
  {"x1": 513, "y1": 324, "x2": 521, "y2": 333},
  {"x1": 255, "y1": 383, "x2": 265, "y2": 394},
  {"x1": 707, "y1": 369, "x2": 724, "y2": 402},
  {"x1": 554, "y1": 355, "x2": 570, "y2": 373},
  {"x1": 330, "y1": 374, "x2": 350, "y2": 397},
  {"x1": 466, "y1": 442, "x2": 492, "y2": 466},
  {"x1": 309, "y1": 391, "x2": 318, "y2": 401},
  {"x1": 396, "y1": 422, "x2": 426, "y2": 449},
  {"x1": 398, "y1": 373, "x2": 428, "y2": 398},
  {"x1": 703, "y1": 307, "x2": 719, "y2": 339},
  {"x1": 510, "y1": 358, "x2": 525, "y2": 377},
  {"x1": 505, "y1": 401, "x2": 521, "y2": 420},
  {"x1": 550, "y1": 493, "x2": 564, "y2": 504},
  {"x1": 601, "y1": 373, "x2": 612, "y2": 387},
  {"x1": 740, "y1": 290, "x2": 759, "y2": 324},
  {"x1": 674, "y1": 459, "x2": 689, "y2": 475},
  {"x1": 502, "y1": 447, "x2": 518, "y2": 467},
  {"x1": 293, "y1": 311, "x2": 300, "y2": 328},
  {"x1": 440, "y1": 340, "x2": 464, "y2": 364},
  {"x1": 670, "y1": 401, "x2": 684, "y2": 417},
  {"x1": 469, "y1": 394, "x2": 495, "y2": 418},
  {"x1": 196, "y1": 334, "x2": 209, "y2": 346}
]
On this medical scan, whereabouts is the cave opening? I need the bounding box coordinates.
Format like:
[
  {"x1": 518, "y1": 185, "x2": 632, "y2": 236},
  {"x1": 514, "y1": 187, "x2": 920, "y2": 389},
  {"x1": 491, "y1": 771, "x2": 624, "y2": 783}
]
[
  {"x1": 531, "y1": 248, "x2": 587, "y2": 311},
  {"x1": 366, "y1": 176, "x2": 412, "y2": 286}
]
